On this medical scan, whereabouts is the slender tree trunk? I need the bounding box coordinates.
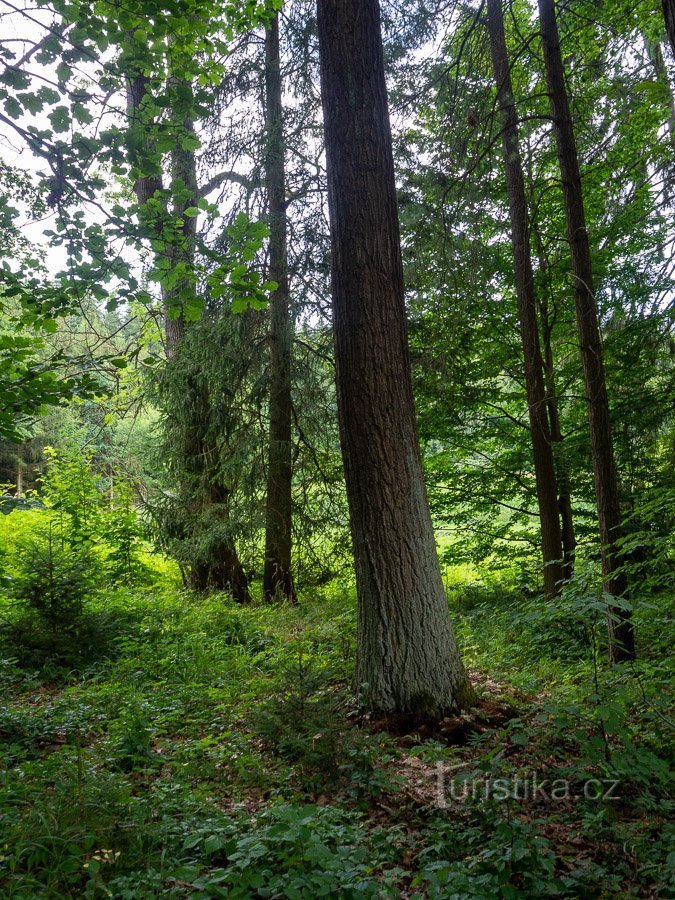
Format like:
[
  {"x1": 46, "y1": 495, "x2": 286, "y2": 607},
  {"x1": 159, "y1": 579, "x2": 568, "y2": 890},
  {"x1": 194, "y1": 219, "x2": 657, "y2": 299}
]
[
  {"x1": 540, "y1": 307, "x2": 576, "y2": 580},
  {"x1": 317, "y1": 0, "x2": 473, "y2": 716},
  {"x1": 532, "y1": 232, "x2": 577, "y2": 579},
  {"x1": 663, "y1": 0, "x2": 675, "y2": 57},
  {"x1": 263, "y1": 13, "x2": 296, "y2": 602},
  {"x1": 486, "y1": 0, "x2": 564, "y2": 597},
  {"x1": 538, "y1": 0, "x2": 635, "y2": 661}
]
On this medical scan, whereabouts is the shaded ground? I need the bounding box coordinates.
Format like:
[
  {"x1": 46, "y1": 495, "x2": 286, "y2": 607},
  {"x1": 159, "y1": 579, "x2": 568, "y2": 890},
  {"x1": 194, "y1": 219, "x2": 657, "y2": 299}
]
[{"x1": 0, "y1": 582, "x2": 673, "y2": 897}]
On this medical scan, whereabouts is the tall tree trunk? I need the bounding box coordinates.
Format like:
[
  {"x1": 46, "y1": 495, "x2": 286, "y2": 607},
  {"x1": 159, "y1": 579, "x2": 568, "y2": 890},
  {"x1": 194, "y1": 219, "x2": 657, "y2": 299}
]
[
  {"x1": 538, "y1": 0, "x2": 635, "y2": 661},
  {"x1": 263, "y1": 13, "x2": 296, "y2": 602},
  {"x1": 125, "y1": 48, "x2": 184, "y2": 358},
  {"x1": 663, "y1": 0, "x2": 675, "y2": 57},
  {"x1": 316, "y1": 0, "x2": 473, "y2": 716},
  {"x1": 486, "y1": 0, "x2": 564, "y2": 597},
  {"x1": 126, "y1": 55, "x2": 249, "y2": 602}
]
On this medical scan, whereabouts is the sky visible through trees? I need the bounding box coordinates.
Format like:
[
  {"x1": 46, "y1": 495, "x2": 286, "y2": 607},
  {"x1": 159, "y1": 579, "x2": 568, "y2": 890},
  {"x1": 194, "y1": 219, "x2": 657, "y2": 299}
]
[{"x1": 0, "y1": 0, "x2": 673, "y2": 895}]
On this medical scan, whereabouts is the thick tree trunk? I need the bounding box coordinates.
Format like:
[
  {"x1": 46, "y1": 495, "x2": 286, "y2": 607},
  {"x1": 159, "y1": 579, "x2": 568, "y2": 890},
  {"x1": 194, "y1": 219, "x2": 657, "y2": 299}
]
[
  {"x1": 187, "y1": 474, "x2": 251, "y2": 602},
  {"x1": 263, "y1": 14, "x2": 296, "y2": 602},
  {"x1": 538, "y1": 0, "x2": 635, "y2": 661},
  {"x1": 663, "y1": 0, "x2": 675, "y2": 57},
  {"x1": 191, "y1": 550, "x2": 250, "y2": 600},
  {"x1": 486, "y1": 0, "x2": 564, "y2": 597},
  {"x1": 316, "y1": 0, "x2": 473, "y2": 716},
  {"x1": 125, "y1": 63, "x2": 163, "y2": 204}
]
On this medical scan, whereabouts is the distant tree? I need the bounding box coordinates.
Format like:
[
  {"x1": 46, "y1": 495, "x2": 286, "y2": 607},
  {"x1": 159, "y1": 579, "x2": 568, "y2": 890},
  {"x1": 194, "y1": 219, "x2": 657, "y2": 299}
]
[{"x1": 124, "y1": 33, "x2": 252, "y2": 600}]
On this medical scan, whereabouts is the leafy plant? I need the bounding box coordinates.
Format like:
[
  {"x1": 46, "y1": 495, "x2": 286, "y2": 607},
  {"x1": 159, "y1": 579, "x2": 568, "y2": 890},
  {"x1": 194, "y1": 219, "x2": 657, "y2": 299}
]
[{"x1": 13, "y1": 523, "x2": 95, "y2": 633}]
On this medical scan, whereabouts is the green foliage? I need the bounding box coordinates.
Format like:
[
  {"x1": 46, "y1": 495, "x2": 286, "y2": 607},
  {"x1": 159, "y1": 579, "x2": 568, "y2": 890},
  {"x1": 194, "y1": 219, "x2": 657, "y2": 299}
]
[
  {"x1": 0, "y1": 446, "x2": 157, "y2": 670},
  {"x1": 0, "y1": 327, "x2": 102, "y2": 443},
  {"x1": 101, "y1": 482, "x2": 148, "y2": 582},
  {"x1": 395, "y1": 0, "x2": 675, "y2": 571},
  {"x1": 252, "y1": 648, "x2": 348, "y2": 769},
  {"x1": 39, "y1": 445, "x2": 103, "y2": 548},
  {"x1": 415, "y1": 813, "x2": 561, "y2": 898},
  {"x1": 180, "y1": 802, "x2": 405, "y2": 899},
  {"x1": 0, "y1": 0, "x2": 673, "y2": 895},
  {"x1": 0, "y1": 576, "x2": 672, "y2": 896},
  {"x1": 13, "y1": 524, "x2": 95, "y2": 632}
]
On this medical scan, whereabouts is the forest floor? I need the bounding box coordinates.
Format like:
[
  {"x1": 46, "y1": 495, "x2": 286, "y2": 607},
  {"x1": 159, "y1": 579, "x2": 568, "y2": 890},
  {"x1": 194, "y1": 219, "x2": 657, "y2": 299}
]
[{"x1": 0, "y1": 571, "x2": 673, "y2": 898}]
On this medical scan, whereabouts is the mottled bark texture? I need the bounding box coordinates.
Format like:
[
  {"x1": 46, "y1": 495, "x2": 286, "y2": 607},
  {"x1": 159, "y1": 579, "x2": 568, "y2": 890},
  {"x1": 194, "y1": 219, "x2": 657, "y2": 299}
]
[
  {"x1": 263, "y1": 14, "x2": 296, "y2": 602},
  {"x1": 316, "y1": 0, "x2": 473, "y2": 715},
  {"x1": 538, "y1": 0, "x2": 635, "y2": 661},
  {"x1": 487, "y1": 0, "x2": 564, "y2": 597}
]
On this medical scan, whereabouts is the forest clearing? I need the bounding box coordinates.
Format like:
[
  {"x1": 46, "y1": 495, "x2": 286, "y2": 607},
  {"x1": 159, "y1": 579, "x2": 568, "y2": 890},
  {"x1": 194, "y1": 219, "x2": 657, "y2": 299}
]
[{"x1": 0, "y1": 0, "x2": 673, "y2": 896}]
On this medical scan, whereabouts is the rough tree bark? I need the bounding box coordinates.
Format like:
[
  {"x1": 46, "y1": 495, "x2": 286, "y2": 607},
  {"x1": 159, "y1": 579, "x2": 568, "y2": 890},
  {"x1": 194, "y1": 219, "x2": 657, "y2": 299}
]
[
  {"x1": 316, "y1": 0, "x2": 473, "y2": 716},
  {"x1": 486, "y1": 0, "x2": 564, "y2": 596},
  {"x1": 263, "y1": 13, "x2": 296, "y2": 602},
  {"x1": 538, "y1": 0, "x2": 635, "y2": 661},
  {"x1": 126, "y1": 54, "x2": 249, "y2": 602}
]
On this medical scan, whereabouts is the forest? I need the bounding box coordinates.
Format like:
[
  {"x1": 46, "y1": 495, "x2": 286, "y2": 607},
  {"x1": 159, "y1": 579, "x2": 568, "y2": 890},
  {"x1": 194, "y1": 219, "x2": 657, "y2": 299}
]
[{"x1": 0, "y1": 0, "x2": 673, "y2": 895}]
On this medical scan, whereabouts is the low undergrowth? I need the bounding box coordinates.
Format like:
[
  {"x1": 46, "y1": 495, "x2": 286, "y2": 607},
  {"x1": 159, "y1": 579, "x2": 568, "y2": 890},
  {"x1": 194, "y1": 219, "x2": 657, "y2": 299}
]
[{"x1": 0, "y1": 572, "x2": 673, "y2": 897}]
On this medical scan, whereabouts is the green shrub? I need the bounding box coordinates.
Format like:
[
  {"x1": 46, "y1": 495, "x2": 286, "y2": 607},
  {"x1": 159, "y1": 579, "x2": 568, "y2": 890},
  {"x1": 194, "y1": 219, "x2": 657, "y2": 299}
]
[
  {"x1": 0, "y1": 528, "x2": 133, "y2": 671},
  {"x1": 13, "y1": 528, "x2": 95, "y2": 632},
  {"x1": 251, "y1": 649, "x2": 349, "y2": 775}
]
